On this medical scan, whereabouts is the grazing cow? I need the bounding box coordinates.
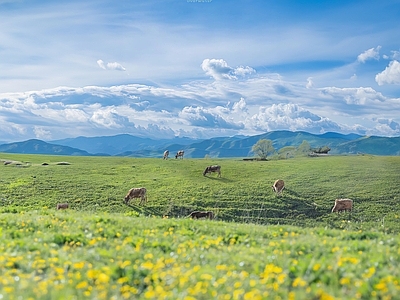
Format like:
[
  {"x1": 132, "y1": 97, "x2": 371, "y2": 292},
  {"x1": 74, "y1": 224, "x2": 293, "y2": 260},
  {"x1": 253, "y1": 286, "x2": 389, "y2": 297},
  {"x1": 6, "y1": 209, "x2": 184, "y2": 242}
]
[
  {"x1": 175, "y1": 150, "x2": 184, "y2": 159},
  {"x1": 188, "y1": 211, "x2": 214, "y2": 220},
  {"x1": 124, "y1": 187, "x2": 147, "y2": 205},
  {"x1": 332, "y1": 198, "x2": 353, "y2": 213},
  {"x1": 203, "y1": 165, "x2": 221, "y2": 177},
  {"x1": 163, "y1": 150, "x2": 169, "y2": 160},
  {"x1": 56, "y1": 203, "x2": 69, "y2": 210},
  {"x1": 272, "y1": 179, "x2": 285, "y2": 195}
]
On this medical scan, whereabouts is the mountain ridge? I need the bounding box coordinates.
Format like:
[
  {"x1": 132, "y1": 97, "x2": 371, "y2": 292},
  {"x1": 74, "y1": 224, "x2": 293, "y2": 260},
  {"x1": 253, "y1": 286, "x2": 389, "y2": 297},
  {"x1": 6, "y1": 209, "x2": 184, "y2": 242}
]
[{"x1": 0, "y1": 131, "x2": 399, "y2": 157}]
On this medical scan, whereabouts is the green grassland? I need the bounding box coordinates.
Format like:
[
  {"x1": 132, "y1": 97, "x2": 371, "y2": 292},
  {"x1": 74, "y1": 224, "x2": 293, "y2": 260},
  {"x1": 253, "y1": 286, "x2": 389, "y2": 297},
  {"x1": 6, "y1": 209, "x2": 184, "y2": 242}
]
[
  {"x1": 1, "y1": 154, "x2": 400, "y2": 299},
  {"x1": 1, "y1": 154, "x2": 399, "y2": 231}
]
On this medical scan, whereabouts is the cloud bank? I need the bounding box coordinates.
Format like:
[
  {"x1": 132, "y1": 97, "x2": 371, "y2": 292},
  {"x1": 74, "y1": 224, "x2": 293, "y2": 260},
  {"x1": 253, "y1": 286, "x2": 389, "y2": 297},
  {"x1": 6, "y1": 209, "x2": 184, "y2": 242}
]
[{"x1": 1, "y1": 56, "x2": 400, "y2": 143}]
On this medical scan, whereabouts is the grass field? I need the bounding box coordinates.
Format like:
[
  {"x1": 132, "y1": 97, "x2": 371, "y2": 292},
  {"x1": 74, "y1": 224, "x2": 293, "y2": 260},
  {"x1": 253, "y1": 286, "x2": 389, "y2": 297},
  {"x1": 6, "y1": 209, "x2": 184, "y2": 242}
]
[
  {"x1": 0, "y1": 153, "x2": 400, "y2": 299},
  {"x1": 1, "y1": 154, "x2": 399, "y2": 232}
]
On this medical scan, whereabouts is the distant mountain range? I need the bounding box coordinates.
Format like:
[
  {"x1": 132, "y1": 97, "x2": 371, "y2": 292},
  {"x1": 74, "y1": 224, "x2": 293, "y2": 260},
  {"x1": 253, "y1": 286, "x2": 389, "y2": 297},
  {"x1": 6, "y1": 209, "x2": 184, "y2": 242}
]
[
  {"x1": 0, "y1": 131, "x2": 399, "y2": 157},
  {"x1": 0, "y1": 139, "x2": 91, "y2": 156}
]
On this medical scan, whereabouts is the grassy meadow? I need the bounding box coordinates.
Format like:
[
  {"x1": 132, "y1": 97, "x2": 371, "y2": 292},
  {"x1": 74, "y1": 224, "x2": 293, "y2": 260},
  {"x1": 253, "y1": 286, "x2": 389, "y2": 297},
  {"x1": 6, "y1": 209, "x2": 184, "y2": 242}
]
[{"x1": 1, "y1": 153, "x2": 400, "y2": 299}]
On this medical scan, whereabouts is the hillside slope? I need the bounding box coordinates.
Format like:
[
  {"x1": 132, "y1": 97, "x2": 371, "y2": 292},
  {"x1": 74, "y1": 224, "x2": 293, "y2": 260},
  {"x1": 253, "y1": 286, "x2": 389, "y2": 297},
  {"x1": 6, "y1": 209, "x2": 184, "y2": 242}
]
[
  {"x1": 1, "y1": 154, "x2": 399, "y2": 233},
  {"x1": 336, "y1": 136, "x2": 400, "y2": 155},
  {"x1": 52, "y1": 134, "x2": 199, "y2": 155}
]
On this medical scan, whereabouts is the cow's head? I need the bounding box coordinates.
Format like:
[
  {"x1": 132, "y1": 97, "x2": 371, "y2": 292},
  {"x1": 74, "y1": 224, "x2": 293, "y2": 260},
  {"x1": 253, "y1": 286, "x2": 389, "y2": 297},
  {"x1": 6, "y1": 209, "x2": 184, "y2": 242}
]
[{"x1": 203, "y1": 167, "x2": 210, "y2": 176}]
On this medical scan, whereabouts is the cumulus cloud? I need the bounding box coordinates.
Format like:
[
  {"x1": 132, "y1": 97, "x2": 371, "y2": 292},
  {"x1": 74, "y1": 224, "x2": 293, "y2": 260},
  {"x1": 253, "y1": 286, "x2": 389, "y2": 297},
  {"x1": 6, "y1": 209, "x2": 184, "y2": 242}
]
[
  {"x1": 233, "y1": 66, "x2": 256, "y2": 77},
  {"x1": 90, "y1": 108, "x2": 130, "y2": 128},
  {"x1": 97, "y1": 59, "x2": 126, "y2": 71},
  {"x1": 375, "y1": 60, "x2": 400, "y2": 85},
  {"x1": 232, "y1": 98, "x2": 247, "y2": 113},
  {"x1": 179, "y1": 105, "x2": 244, "y2": 129},
  {"x1": 372, "y1": 118, "x2": 400, "y2": 136},
  {"x1": 320, "y1": 87, "x2": 386, "y2": 105},
  {"x1": 201, "y1": 59, "x2": 255, "y2": 80},
  {"x1": 248, "y1": 103, "x2": 341, "y2": 133},
  {"x1": 1, "y1": 57, "x2": 400, "y2": 142},
  {"x1": 357, "y1": 46, "x2": 381, "y2": 63},
  {"x1": 375, "y1": 118, "x2": 400, "y2": 130},
  {"x1": 34, "y1": 126, "x2": 52, "y2": 140}
]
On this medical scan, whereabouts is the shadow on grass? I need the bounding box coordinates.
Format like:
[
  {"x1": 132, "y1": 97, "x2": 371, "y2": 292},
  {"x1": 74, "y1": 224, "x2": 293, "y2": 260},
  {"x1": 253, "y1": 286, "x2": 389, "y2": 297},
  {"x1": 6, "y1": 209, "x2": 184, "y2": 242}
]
[
  {"x1": 203, "y1": 176, "x2": 234, "y2": 183},
  {"x1": 281, "y1": 187, "x2": 303, "y2": 198},
  {"x1": 124, "y1": 202, "x2": 162, "y2": 216}
]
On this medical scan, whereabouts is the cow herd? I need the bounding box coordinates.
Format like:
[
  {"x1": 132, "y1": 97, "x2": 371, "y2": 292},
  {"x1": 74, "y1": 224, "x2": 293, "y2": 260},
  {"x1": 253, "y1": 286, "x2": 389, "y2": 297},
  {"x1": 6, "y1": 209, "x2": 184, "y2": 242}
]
[
  {"x1": 270, "y1": 179, "x2": 352, "y2": 212},
  {"x1": 121, "y1": 152, "x2": 353, "y2": 218},
  {"x1": 56, "y1": 151, "x2": 353, "y2": 217},
  {"x1": 162, "y1": 150, "x2": 184, "y2": 160}
]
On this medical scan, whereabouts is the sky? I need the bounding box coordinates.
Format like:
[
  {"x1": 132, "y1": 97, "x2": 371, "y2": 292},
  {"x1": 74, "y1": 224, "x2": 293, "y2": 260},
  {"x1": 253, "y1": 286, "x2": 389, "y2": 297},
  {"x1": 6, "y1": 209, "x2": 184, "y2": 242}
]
[{"x1": 1, "y1": 0, "x2": 400, "y2": 142}]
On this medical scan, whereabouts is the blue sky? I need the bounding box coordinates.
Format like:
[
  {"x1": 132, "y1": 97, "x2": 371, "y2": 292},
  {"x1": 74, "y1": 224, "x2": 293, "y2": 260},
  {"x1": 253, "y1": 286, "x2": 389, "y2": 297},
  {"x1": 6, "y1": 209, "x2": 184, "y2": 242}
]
[{"x1": 0, "y1": 0, "x2": 399, "y2": 142}]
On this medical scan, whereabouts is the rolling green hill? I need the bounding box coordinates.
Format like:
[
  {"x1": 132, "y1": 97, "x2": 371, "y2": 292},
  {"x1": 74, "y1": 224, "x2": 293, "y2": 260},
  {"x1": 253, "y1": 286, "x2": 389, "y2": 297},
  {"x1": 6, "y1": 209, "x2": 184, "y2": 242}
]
[
  {"x1": 336, "y1": 136, "x2": 400, "y2": 155},
  {"x1": 1, "y1": 153, "x2": 399, "y2": 233}
]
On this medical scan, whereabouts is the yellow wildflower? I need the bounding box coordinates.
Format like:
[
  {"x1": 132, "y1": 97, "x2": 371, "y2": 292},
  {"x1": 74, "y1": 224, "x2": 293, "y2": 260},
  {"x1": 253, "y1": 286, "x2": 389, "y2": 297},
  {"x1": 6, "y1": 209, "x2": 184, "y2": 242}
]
[{"x1": 76, "y1": 281, "x2": 88, "y2": 289}]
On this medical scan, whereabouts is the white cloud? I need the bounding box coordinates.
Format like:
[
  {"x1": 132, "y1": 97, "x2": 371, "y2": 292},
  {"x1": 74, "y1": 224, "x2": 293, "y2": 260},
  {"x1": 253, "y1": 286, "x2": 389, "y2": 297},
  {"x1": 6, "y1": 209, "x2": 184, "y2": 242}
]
[
  {"x1": 371, "y1": 118, "x2": 400, "y2": 136},
  {"x1": 306, "y1": 77, "x2": 314, "y2": 89},
  {"x1": 97, "y1": 59, "x2": 106, "y2": 70},
  {"x1": 232, "y1": 98, "x2": 247, "y2": 113},
  {"x1": 1, "y1": 57, "x2": 400, "y2": 142},
  {"x1": 201, "y1": 59, "x2": 255, "y2": 80},
  {"x1": 384, "y1": 50, "x2": 400, "y2": 60},
  {"x1": 97, "y1": 59, "x2": 126, "y2": 71},
  {"x1": 201, "y1": 59, "x2": 234, "y2": 80},
  {"x1": 320, "y1": 87, "x2": 386, "y2": 105},
  {"x1": 106, "y1": 62, "x2": 126, "y2": 71},
  {"x1": 375, "y1": 60, "x2": 400, "y2": 85},
  {"x1": 248, "y1": 103, "x2": 341, "y2": 133},
  {"x1": 357, "y1": 46, "x2": 381, "y2": 63},
  {"x1": 179, "y1": 105, "x2": 244, "y2": 130},
  {"x1": 233, "y1": 66, "x2": 256, "y2": 77},
  {"x1": 375, "y1": 118, "x2": 400, "y2": 130},
  {"x1": 90, "y1": 108, "x2": 129, "y2": 128},
  {"x1": 34, "y1": 126, "x2": 52, "y2": 140},
  {"x1": 391, "y1": 50, "x2": 400, "y2": 60}
]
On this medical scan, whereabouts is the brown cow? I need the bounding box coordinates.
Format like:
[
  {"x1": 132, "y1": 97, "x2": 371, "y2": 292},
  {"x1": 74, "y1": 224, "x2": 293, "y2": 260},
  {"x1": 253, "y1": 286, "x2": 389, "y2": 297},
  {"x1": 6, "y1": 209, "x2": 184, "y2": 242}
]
[
  {"x1": 332, "y1": 198, "x2": 353, "y2": 213},
  {"x1": 203, "y1": 165, "x2": 221, "y2": 177},
  {"x1": 272, "y1": 179, "x2": 285, "y2": 195},
  {"x1": 188, "y1": 211, "x2": 214, "y2": 220},
  {"x1": 163, "y1": 150, "x2": 169, "y2": 160},
  {"x1": 175, "y1": 150, "x2": 184, "y2": 159},
  {"x1": 56, "y1": 203, "x2": 69, "y2": 210},
  {"x1": 124, "y1": 187, "x2": 147, "y2": 205}
]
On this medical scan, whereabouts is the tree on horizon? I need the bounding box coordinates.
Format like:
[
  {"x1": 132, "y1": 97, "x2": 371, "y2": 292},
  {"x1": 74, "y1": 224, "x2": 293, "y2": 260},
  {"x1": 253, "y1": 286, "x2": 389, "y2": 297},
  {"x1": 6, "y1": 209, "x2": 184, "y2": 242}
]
[{"x1": 252, "y1": 139, "x2": 275, "y2": 159}]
